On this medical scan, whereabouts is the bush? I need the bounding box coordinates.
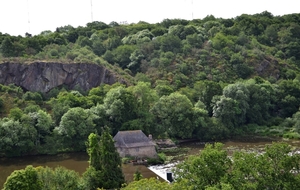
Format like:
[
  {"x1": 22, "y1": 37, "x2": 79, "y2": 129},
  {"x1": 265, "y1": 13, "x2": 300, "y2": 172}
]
[
  {"x1": 147, "y1": 153, "x2": 166, "y2": 165},
  {"x1": 22, "y1": 91, "x2": 43, "y2": 101},
  {"x1": 157, "y1": 153, "x2": 166, "y2": 162},
  {"x1": 283, "y1": 132, "x2": 300, "y2": 139}
]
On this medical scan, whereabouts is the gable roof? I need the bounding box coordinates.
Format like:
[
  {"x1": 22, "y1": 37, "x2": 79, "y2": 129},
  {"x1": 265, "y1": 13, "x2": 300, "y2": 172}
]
[{"x1": 113, "y1": 130, "x2": 156, "y2": 148}]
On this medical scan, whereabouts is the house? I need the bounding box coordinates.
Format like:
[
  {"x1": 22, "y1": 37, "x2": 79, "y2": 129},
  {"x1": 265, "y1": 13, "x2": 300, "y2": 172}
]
[{"x1": 113, "y1": 130, "x2": 157, "y2": 158}]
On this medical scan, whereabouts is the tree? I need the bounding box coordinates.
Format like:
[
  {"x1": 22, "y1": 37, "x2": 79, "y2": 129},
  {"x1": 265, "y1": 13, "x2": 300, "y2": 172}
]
[
  {"x1": 0, "y1": 36, "x2": 14, "y2": 57},
  {"x1": 293, "y1": 109, "x2": 300, "y2": 133},
  {"x1": 55, "y1": 107, "x2": 96, "y2": 151},
  {"x1": 194, "y1": 81, "x2": 223, "y2": 116},
  {"x1": 91, "y1": 40, "x2": 106, "y2": 56},
  {"x1": 9, "y1": 107, "x2": 24, "y2": 121},
  {"x1": 155, "y1": 84, "x2": 174, "y2": 97},
  {"x1": 87, "y1": 133, "x2": 101, "y2": 170},
  {"x1": 24, "y1": 110, "x2": 53, "y2": 149},
  {"x1": 228, "y1": 142, "x2": 300, "y2": 189},
  {"x1": 150, "y1": 92, "x2": 194, "y2": 138},
  {"x1": 36, "y1": 166, "x2": 81, "y2": 190},
  {"x1": 128, "y1": 49, "x2": 145, "y2": 72},
  {"x1": 83, "y1": 130, "x2": 124, "y2": 189},
  {"x1": 3, "y1": 165, "x2": 42, "y2": 190},
  {"x1": 159, "y1": 34, "x2": 182, "y2": 53},
  {"x1": 99, "y1": 128, "x2": 124, "y2": 189},
  {"x1": 122, "y1": 178, "x2": 170, "y2": 190},
  {"x1": 212, "y1": 83, "x2": 250, "y2": 129},
  {"x1": 256, "y1": 143, "x2": 300, "y2": 190},
  {"x1": 112, "y1": 44, "x2": 136, "y2": 68},
  {"x1": 277, "y1": 80, "x2": 300, "y2": 117},
  {"x1": 212, "y1": 96, "x2": 240, "y2": 130},
  {"x1": 245, "y1": 81, "x2": 272, "y2": 125},
  {"x1": 0, "y1": 118, "x2": 36, "y2": 156},
  {"x1": 127, "y1": 82, "x2": 158, "y2": 134},
  {"x1": 122, "y1": 29, "x2": 153, "y2": 45},
  {"x1": 174, "y1": 143, "x2": 231, "y2": 190},
  {"x1": 102, "y1": 86, "x2": 138, "y2": 134}
]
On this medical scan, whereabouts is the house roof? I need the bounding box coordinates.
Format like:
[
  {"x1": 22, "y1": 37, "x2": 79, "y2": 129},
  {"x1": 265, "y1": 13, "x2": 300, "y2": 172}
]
[{"x1": 113, "y1": 130, "x2": 156, "y2": 148}]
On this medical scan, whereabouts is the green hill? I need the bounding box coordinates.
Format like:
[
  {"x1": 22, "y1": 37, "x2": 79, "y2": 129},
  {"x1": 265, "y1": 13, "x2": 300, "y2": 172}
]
[{"x1": 1, "y1": 11, "x2": 300, "y2": 157}]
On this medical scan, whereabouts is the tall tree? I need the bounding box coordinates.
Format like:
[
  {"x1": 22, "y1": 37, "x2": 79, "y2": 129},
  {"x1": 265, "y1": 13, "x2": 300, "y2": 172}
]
[
  {"x1": 102, "y1": 86, "x2": 138, "y2": 134},
  {"x1": 55, "y1": 107, "x2": 96, "y2": 151},
  {"x1": 83, "y1": 129, "x2": 124, "y2": 190},
  {"x1": 99, "y1": 128, "x2": 124, "y2": 189}
]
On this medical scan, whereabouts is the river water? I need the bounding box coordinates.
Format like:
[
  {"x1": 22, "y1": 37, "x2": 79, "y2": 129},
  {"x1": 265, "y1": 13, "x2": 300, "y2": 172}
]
[
  {"x1": 1, "y1": 138, "x2": 300, "y2": 187},
  {"x1": 0, "y1": 152, "x2": 161, "y2": 188}
]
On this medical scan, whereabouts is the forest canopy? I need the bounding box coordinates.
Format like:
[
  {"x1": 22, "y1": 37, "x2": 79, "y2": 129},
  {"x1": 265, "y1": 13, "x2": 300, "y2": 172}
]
[{"x1": 1, "y1": 11, "x2": 300, "y2": 156}]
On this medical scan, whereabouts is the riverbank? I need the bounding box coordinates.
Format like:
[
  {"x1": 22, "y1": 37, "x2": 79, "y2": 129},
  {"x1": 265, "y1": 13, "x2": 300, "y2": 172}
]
[
  {"x1": 2, "y1": 137, "x2": 299, "y2": 188},
  {"x1": 149, "y1": 137, "x2": 300, "y2": 184}
]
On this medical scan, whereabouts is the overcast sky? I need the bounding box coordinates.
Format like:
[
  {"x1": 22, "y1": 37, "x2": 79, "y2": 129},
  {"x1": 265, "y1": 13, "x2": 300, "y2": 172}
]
[{"x1": 0, "y1": 0, "x2": 299, "y2": 36}]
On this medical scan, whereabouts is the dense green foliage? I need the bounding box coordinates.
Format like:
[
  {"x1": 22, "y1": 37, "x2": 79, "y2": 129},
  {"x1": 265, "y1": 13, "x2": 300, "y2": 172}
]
[
  {"x1": 36, "y1": 166, "x2": 81, "y2": 190},
  {"x1": 173, "y1": 142, "x2": 300, "y2": 190},
  {"x1": 1, "y1": 12, "x2": 300, "y2": 156},
  {"x1": 2, "y1": 12, "x2": 300, "y2": 189},
  {"x1": 82, "y1": 129, "x2": 124, "y2": 190},
  {"x1": 3, "y1": 165, "x2": 42, "y2": 190}
]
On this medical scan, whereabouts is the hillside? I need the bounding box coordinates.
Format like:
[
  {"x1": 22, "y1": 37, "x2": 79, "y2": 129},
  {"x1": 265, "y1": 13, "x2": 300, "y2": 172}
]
[
  {"x1": 1, "y1": 11, "x2": 300, "y2": 86},
  {"x1": 0, "y1": 11, "x2": 300, "y2": 157}
]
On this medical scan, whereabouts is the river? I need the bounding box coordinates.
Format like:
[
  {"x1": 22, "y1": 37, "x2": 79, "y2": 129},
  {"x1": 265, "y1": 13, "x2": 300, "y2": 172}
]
[
  {"x1": 1, "y1": 138, "x2": 300, "y2": 187},
  {"x1": 0, "y1": 152, "x2": 162, "y2": 188}
]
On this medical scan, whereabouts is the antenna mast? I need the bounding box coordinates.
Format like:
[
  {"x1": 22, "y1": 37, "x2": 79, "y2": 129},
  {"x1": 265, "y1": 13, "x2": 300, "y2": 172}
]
[
  {"x1": 90, "y1": 0, "x2": 93, "y2": 22},
  {"x1": 27, "y1": 0, "x2": 31, "y2": 33},
  {"x1": 191, "y1": 0, "x2": 194, "y2": 19}
]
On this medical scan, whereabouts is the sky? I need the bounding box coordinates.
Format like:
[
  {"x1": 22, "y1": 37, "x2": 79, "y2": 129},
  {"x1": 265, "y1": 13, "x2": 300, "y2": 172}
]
[{"x1": 0, "y1": 0, "x2": 299, "y2": 36}]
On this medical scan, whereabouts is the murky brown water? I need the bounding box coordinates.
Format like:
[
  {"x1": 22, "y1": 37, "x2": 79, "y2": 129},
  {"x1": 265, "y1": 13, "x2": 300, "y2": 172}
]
[
  {"x1": 1, "y1": 138, "x2": 300, "y2": 188},
  {"x1": 0, "y1": 152, "x2": 161, "y2": 188}
]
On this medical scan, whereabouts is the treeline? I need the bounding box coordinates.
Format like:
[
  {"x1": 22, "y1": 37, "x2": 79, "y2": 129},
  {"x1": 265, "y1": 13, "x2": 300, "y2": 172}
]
[{"x1": 1, "y1": 74, "x2": 300, "y2": 156}]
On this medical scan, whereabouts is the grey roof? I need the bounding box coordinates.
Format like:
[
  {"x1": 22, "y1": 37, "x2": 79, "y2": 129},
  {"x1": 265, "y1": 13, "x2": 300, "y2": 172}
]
[{"x1": 113, "y1": 130, "x2": 156, "y2": 148}]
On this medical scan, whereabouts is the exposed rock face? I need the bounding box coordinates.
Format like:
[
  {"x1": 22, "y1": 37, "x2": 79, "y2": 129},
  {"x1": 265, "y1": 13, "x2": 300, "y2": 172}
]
[{"x1": 0, "y1": 62, "x2": 124, "y2": 93}]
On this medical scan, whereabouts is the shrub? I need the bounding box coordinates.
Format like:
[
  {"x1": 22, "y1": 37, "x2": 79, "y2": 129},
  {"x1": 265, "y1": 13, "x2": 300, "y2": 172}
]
[
  {"x1": 147, "y1": 153, "x2": 166, "y2": 165},
  {"x1": 283, "y1": 132, "x2": 300, "y2": 139}
]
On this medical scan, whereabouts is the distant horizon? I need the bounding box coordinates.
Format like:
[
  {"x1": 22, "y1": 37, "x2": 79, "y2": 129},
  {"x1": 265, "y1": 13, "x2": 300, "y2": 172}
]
[{"x1": 0, "y1": 0, "x2": 299, "y2": 36}]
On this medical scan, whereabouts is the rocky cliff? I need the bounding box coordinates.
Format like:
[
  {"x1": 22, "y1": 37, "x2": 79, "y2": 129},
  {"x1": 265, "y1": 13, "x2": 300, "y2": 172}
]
[{"x1": 0, "y1": 62, "x2": 126, "y2": 93}]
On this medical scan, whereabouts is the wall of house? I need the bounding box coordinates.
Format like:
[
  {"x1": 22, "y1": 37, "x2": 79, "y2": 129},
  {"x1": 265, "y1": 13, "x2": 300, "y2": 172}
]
[{"x1": 117, "y1": 146, "x2": 157, "y2": 158}]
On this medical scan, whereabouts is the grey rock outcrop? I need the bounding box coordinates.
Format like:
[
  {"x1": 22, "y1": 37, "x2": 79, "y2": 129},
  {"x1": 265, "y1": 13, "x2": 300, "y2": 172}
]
[{"x1": 0, "y1": 62, "x2": 125, "y2": 93}]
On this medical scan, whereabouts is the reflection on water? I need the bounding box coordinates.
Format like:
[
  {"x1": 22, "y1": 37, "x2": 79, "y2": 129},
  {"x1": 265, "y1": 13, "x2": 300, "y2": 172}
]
[
  {"x1": 149, "y1": 138, "x2": 300, "y2": 181},
  {"x1": 0, "y1": 152, "x2": 89, "y2": 188},
  {"x1": 1, "y1": 138, "x2": 300, "y2": 188},
  {"x1": 0, "y1": 152, "x2": 162, "y2": 188}
]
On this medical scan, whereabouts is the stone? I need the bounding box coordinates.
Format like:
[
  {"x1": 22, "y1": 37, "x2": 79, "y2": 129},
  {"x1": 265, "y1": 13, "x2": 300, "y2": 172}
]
[{"x1": 0, "y1": 62, "x2": 128, "y2": 93}]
